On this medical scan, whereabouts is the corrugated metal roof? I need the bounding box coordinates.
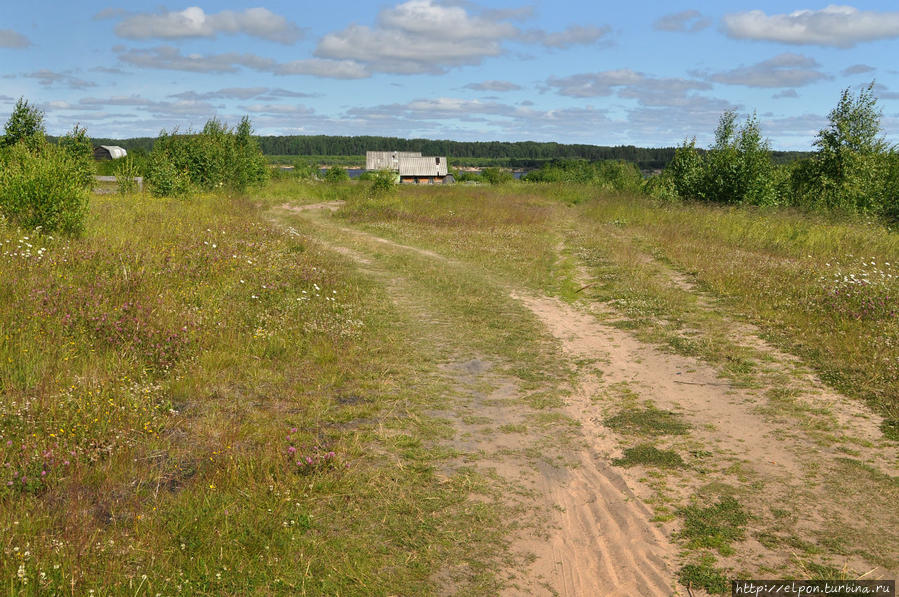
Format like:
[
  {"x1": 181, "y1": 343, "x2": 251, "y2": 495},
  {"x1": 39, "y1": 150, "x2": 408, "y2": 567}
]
[
  {"x1": 366, "y1": 150, "x2": 421, "y2": 171},
  {"x1": 398, "y1": 156, "x2": 448, "y2": 177},
  {"x1": 100, "y1": 145, "x2": 127, "y2": 159}
]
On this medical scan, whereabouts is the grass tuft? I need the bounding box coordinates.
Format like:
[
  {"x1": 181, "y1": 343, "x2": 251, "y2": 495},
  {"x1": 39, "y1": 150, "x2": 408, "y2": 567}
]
[
  {"x1": 677, "y1": 496, "x2": 749, "y2": 556},
  {"x1": 612, "y1": 444, "x2": 685, "y2": 468},
  {"x1": 604, "y1": 406, "x2": 690, "y2": 436}
]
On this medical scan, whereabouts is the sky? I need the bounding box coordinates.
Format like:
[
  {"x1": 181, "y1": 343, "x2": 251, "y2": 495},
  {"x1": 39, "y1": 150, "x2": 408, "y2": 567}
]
[{"x1": 2, "y1": 1, "x2": 899, "y2": 149}]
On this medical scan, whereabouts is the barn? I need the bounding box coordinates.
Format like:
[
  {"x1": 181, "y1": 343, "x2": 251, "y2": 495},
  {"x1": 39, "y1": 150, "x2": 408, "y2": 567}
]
[
  {"x1": 398, "y1": 156, "x2": 451, "y2": 184},
  {"x1": 93, "y1": 145, "x2": 127, "y2": 160},
  {"x1": 366, "y1": 151, "x2": 421, "y2": 171}
]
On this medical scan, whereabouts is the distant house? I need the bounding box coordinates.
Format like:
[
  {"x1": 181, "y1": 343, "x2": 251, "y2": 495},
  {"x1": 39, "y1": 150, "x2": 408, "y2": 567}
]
[
  {"x1": 399, "y1": 156, "x2": 452, "y2": 184},
  {"x1": 365, "y1": 151, "x2": 421, "y2": 171},
  {"x1": 93, "y1": 145, "x2": 127, "y2": 160},
  {"x1": 366, "y1": 150, "x2": 453, "y2": 184}
]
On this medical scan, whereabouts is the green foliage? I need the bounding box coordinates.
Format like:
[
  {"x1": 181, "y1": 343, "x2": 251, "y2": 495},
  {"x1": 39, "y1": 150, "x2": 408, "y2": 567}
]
[
  {"x1": 0, "y1": 142, "x2": 89, "y2": 234},
  {"x1": 792, "y1": 84, "x2": 897, "y2": 217},
  {"x1": 292, "y1": 158, "x2": 320, "y2": 181},
  {"x1": 677, "y1": 496, "x2": 749, "y2": 555},
  {"x1": 367, "y1": 170, "x2": 397, "y2": 197},
  {"x1": 57, "y1": 124, "x2": 94, "y2": 190},
  {"x1": 479, "y1": 167, "x2": 514, "y2": 185},
  {"x1": 665, "y1": 139, "x2": 704, "y2": 200},
  {"x1": 642, "y1": 172, "x2": 679, "y2": 201},
  {"x1": 678, "y1": 561, "x2": 729, "y2": 594},
  {"x1": 816, "y1": 82, "x2": 888, "y2": 156},
  {"x1": 324, "y1": 166, "x2": 349, "y2": 183},
  {"x1": 612, "y1": 444, "x2": 685, "y2": 468},
  {"x1": 524, "y1": 159, "x2": 643, "y2": 192},
  {"x1": 604, "y1": 406, "x2": 690, "y2": 436},
  {"x1": 146, "y1": 117, "x2": 268, "y2": 197},
  {"x1": 2, "y1": 97, "x2": 46, "y2": 150},
  {"x1": 115, "y1": 155, "x2": 140, "y2": 195}
]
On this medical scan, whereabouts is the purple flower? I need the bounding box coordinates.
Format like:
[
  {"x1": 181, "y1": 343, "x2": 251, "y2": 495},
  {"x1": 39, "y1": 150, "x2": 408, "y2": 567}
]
[{"x1": 287, "y1": 446, "x2": 296, "y2": 455}]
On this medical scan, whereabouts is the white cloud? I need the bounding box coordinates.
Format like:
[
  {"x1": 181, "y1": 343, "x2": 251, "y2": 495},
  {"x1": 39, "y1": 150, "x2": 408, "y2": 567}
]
[
  {"x1": 240, "y1": 104, "x2": 315, "y2": 115},
  {"x1": 464, "y1": 80, "x2": 523, "y2": 92},
  {"x1": 115, "y1": 7, "x2": 303, "y2": 44},
  {"x1": 272, "y1": 59, "x2": 369, "y2": 79},
  {"x1": 723, "y1": 6, "x2": 899, "y2": 48},
  {"x1": 524, "y1": 25, "x2": 611, "y2": 48},
  {"x1": 169, "y1": 88, "x2": 270, "y2": 101},
  {"x1": 78, "y1": 95, "x2": 219, "y2": 117},
  {"x1": 114, "y1": 46, "x2": 368, "y2": 79},
  {"x1": 773, "y1": 89, "x2": 799, "y2": 99},
  {"x1": 842, "y1": 64, "x2": 875, "y2": 76},
  {"x1": 653, "y1": 10, "x2": 710, "y2": 33},
  {"x1": 703, "y1": 53, "x2": 830, "y2": 88},
  {"x1": 23, "y1": 70, "x2": 97, "y2": 89},
  {"x1": 546, "y1": 69, "x2": 714, "y2": 108},
  {"x1": 0, "y1": 29, "x2": 31, "y2": 48},
  {"x1": 316, "y1": 0, "x2": 610, "y2": 74}
]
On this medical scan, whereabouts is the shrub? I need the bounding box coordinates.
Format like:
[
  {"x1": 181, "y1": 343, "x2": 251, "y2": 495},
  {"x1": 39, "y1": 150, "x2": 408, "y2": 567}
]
[
  {"x1": 524, "y1": 159, "x2": 642, "y2": 192},
  {"x1": 368, "y1": 170, "x2": 397, "y2": 197},
  {"x1": 146, "y1": 117, "x2": 268, "y2": 197},
  {"x1": 666, "y1": 139, "x2": 704, "y2": 200},
  {"x1": 57, "y1": 124, "x2": 94, "y2": 190},
  {"x1": 480, "y1": 167, "x2": 514, "y2": 185},
  {"x1": 0, "y1": 142, "x2": 89, "y2": 234},
  {"x1": 115, "y1": 155, "x2": 140, "y2": 195},
  {"x1": 292, "y1": 158, "x2": 320, "y2": 181},
  {"x1": 790, "y1": 83, "x2": 897, "y2": 216},
  {"x1": 324, "y1": 166, "x2": 349, "y2": 183},
  {"x1": 1, "y1": 97, "x2": 45, "y2": 150}
]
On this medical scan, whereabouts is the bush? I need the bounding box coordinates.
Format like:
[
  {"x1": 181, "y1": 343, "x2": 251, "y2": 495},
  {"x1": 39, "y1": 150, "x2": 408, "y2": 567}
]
[
  {"x1": 146, "y1": 117, "x2": 267, "y2": 197},
  {"x1": 642, "y1": 172, "x2": 679, "y2": 201},
  {"x1": 791, "y1": 83, "x2": 897, "y2": 216},
  {"x1": 324, "y1": 166, "x2": 349, "y2": 183},
  {"x1": 524, "y1": 159, "x2": 642, "y2": 192},
  {"x1": 663, "y1": 113, "x2": 778, "y2": 205},
  {"x1": 115, "y1": 155, "x2": 140, "y2": 195},
  {"x1": 58, "y1": 124, "x2": 94, "y2": 190},
  {"x1": 480, "y1": 167, "x2": 514, "y2": 185},
  {"x1": 1, "y1": 97, "x2": 45, "y2": 150},
  {"x1": 292, "y1": 158, "x2": 320, "y2": 181},
  {"x1": 666, "y1": 140, "x2": 704, "y2": 200},
  {"x1": 0, "y1": 143, "x2": 89, "y2": 234},
  {"x1": 367, "y1": 170, "x2": 397, "y2": 197}
]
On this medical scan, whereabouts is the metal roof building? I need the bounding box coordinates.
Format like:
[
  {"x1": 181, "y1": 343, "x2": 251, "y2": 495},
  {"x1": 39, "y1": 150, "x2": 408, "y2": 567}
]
[
  {"x1": 366, "y1": 151, "x2": 421, "y2": 171},
  {"x1": 398, "y1": 156, "x2": 448, "y2": 178},
  {"x1": 93, "y1": 145, "x2": 128, "y2": 160}
]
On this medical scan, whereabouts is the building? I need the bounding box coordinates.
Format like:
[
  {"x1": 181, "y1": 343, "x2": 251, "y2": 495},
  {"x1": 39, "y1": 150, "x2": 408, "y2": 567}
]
[
  {"x1": 365, "y1": 151, "x2": 421, "y2": 171},
  {"x1": 366, "y1": 150, "x2": 453, "y2": 184},
  {"x1": 93, "y1": 145, "x2": 127, "y2": 160},
  {"x1": 398, "y1": 156, "x2": 451, "y2": 184}
]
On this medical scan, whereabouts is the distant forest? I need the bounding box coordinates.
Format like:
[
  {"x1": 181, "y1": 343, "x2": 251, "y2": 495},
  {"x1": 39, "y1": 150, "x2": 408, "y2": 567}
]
[{"x1": 86, "y1": 134, "x2": 810, "y2": 169}]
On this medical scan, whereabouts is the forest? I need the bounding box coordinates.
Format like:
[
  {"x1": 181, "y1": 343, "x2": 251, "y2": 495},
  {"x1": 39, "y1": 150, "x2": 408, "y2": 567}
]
[{"x1": 85, "y1": 133, "x2": 808, "y2": 169}]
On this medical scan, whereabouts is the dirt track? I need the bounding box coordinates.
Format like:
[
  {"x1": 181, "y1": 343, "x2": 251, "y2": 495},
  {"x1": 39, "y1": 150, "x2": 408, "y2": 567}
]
[{"x1": 276, "y1": 201, "x2": 898, "y2": 596}]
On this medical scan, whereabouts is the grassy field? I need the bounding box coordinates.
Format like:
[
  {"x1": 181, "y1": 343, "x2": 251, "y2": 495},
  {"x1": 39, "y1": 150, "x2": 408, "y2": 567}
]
[{"x1": 2, "y1": 179, "x2": 897, "y2": 594}]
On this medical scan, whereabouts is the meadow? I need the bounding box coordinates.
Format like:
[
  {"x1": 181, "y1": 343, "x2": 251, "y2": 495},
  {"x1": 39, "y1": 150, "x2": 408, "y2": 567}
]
[
  {"x1": 2, "y1": 175, "x2": 898, "y2": 593},
  {"x1": 2, "y1": 91, "x2": 898, "y2": 593}
]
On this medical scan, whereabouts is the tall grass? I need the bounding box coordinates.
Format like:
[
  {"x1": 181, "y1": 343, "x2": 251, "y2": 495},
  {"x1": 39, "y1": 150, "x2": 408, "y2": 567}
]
[{"x1": 0, "y1": 191, "x2": 505, "y2": 594}]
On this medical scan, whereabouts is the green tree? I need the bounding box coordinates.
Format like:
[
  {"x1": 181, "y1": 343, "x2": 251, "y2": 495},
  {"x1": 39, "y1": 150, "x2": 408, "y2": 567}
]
[
  {"x1": 792, "y1": 83, "x2": 896, "y2": 214},
  {"x1": 2, "y1": 97, "x2": 45, "y2": 149},
  {"x1": 324, "y1": 166, "x2": 349, "y2": 183},
  {"x1": 58, "y1": 123, "x2": 95, "y2": 189}
]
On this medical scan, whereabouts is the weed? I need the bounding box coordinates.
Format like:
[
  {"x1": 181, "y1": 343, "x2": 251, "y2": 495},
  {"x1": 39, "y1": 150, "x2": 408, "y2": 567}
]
[
  {"x1": 612, "y1": 444, "x2": 685, "y2": 468},
  {"x1": 677, "y1": 496, "x2": 749, "y2": 556},
  {"x1": 604, "y1": 405, "x2": 690, "y2": 436},
  {"x1": 678, "y1": 560, "x2": 730, "y2": 594}
]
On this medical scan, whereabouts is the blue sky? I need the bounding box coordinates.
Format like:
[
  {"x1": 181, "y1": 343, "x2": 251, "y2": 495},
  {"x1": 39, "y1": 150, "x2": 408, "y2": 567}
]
[{"x1": 2, "y1": 1, "x2": 899, "y2": 149}]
